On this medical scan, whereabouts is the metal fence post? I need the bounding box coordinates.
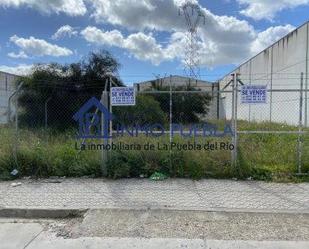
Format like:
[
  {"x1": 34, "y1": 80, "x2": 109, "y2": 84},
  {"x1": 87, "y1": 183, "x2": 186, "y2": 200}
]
[
  {"x1": 109, "y1": 75, "x2": 113, "y2": 140},
  {"x1": 15, "y1": 91, "x2": 19, "y2": 165},
  {"x1": 216, "y1": 81, "x2": 220, "y2": 120},
  {"x1": 231, "y1": 74, "x2": 235, "y2": 166},
  {"x1": 169, "y1": 75, "x2": 173, "y2": 169},
  {"x1": 234, "y1": 74, "x2": 239, "y2": 166},
  {"x1": 8, "y1": 82, "x2": 23, "y2": 168},
  {"x1": 45, "y1": 97, "x2": 52, "y2": 130},
  {"x1": 169, "y1": 75, "x2": 173, "y2": 144},
  {"x1": 305, "y1": 24, "x2": 308, "y2": 127},
  {"x1": 297, "y1": 72, "x2": 304, "y2": 174},
  {"x1": 101, "y1": 83, "x2": 109, "y2": 176},
  {"x1": 231, "y1": 73, "x2": 238, "y2": 166}
]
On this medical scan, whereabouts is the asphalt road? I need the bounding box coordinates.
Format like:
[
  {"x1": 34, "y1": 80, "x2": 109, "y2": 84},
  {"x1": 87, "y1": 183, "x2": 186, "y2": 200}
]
[{"x1": 1, "y1": 210, "x2": 309, "y2": 249}]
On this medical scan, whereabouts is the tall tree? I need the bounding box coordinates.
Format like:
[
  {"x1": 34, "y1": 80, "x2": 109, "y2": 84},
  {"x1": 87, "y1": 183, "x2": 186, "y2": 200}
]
[
  {"x1": 17, "y1": 50, "x2": 123, "y2": 129},
  {"x1": 149, "y1": 84, "x2": 212, "y2": 124}
]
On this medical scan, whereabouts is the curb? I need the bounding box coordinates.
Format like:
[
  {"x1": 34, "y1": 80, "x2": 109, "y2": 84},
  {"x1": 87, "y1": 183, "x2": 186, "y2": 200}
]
[
  {"x1": 0, "y1": 208, "x2": 88, "y2": 218},
  {"x1": 89, "y1": 206, "x2": 309, "y2": 215},
  {"x1": 1, "y1": 206, "x2": 309, "y2": 219}
]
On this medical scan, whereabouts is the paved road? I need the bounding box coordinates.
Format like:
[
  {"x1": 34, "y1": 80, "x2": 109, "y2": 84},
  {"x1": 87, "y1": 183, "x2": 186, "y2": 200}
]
[
  {"x1": 1, "y1": 221, "x2": 309, "y2": 249},
  {"x1": 0, "y1": 178, "x2": 308, "y2": 213},
  {"x1": 73, "y1": 209, "x2": 309, "y2": 241}
]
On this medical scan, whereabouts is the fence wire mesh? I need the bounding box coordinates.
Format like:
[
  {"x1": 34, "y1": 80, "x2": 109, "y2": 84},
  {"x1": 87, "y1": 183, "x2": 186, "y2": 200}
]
[{"x1": 1, "y1": 77, "x2": 309, "y2": 180}]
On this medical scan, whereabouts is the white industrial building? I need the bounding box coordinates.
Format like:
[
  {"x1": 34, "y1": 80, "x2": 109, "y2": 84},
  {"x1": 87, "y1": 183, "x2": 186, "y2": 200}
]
[
  {"x1": 219, "y1": 21, "x2": 309, "y2": 126},
  {"x1": 0, "y1": 71, "x2": 20, "y2": 124},
  {"x1": 135, "y1": 75, "x2": 216, "y2": 91}
]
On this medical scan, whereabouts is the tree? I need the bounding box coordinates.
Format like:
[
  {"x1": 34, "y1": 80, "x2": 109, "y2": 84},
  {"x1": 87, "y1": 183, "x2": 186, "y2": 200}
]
[
  {"x1": 149, "y1": 85, "x2": 212, "y2": 124},
  {"x1": 17, "y1": 50, "x2": 123, "y2": 129},
  {"x1": 113, "y1": 95, "x2": 167, "y2": 128}
]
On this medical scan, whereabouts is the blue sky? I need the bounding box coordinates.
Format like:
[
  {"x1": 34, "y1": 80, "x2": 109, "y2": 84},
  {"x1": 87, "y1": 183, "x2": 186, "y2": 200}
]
[{"x1": 0, "y1": 0, "x2": 308, "y2": 85}]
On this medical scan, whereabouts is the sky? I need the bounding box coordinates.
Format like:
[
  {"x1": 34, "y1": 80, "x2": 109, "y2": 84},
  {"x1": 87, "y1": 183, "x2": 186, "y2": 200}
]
[{"x1": 0, "y1": 0, "x2": 309, "y2": 85}]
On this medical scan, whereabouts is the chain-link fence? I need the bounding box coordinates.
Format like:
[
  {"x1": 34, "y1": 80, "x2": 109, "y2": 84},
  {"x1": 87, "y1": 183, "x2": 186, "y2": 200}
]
[
  {"x1": 222, "y1": 73, "x2": 309, "y2": 178},
  {"x1": 2, "y1": 75, "x2": 309, "y2": 179}
]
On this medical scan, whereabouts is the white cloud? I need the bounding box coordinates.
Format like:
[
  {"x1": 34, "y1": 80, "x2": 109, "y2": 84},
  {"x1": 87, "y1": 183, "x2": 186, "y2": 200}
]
[
  {"x1": 83, "y1": 0, "x2": 301, "y2": 67},
  {"x1": 0, "y1": 64, "x2": 33, "y2": 75},
  {"x1": 237, "y1": 0, "x2": 309, "y2": 20},
  {"x1": 0, "y1": 0, "x2": 86, "y2": 16},
  {"x1": 251, "y1": 25, "x2": 295, "y2": 54},
  {"x1": 7, "y1": 51, "x2": 29, "y2": 59},
  {"x1": 81, "y1": 22, "x2": 296, "y2": 68},
  {"x1": 124, "y1": 33, "x2": 170, "y2": 65},
  {"x1": 89, "y1": 0, "x2": 185, "y2": 31},
  {"x1": 81, "y1": 27, "x2": 125, "y2": 47},
  {"x1": 10, "y1": 35, "x2": 73, "y2": 57},
  {"x1": 52, "y1": 25, "x2": 78, "y2": 40},
  {"x1": 1, "y1": 0, "x2": 300, "y2": 69},
  {"x1": 82, "y1": 0, "x2": 257, "y2": 66},
  {"x1": 81, "y1": 26, "x2": 169, "y2": 65}
]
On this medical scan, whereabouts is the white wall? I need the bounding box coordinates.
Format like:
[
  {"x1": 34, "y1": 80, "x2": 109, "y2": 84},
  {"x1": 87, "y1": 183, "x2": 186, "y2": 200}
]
[
  {"x1": 0, "y1": 72, "x2": 19, "y2": 124},
  {"x1": 219, "y1": 22, "x2": 309, "y2": 126}
]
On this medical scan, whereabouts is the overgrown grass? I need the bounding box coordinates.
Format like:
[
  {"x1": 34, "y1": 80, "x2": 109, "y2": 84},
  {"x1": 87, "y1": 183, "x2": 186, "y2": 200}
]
[
  {"x1": 0, "y1": 126, "x2": 102, "y2": 180},
  {"x1": 0, "y1": 121, "x2": 308, "y2": 181}
]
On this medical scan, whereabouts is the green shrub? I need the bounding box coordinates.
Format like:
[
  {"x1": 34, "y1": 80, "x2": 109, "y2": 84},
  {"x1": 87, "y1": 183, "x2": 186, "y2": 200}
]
[
  {"x1": 148, "y1": 85, "x2": 212, "y2": 124},
  {"x1": 0, "y1": 171, "x2": 12, "y2": 181},
  {"x1": 106, "y1": 151, "x2": 131, "y2": 179},
  {"x1": 17, "y1": 148, "x2": 50, "y2": 177},
  {"x1": 126, "y1": 152, "x2": 146, "y2": 177},
  {"x1": 113, "y1": 95, "x2": 167, "y2": 127},
  {"x1": 161, "y1": 150, "x2": 185, "y2": 177},
  {"x1": 0, "y1": 155, "x2": 16, "y2": 180},
  {"x1": 250, "y1": 167, "x2": 272, "y2": 181},
  {"x1": 106, "y1": 149, "x2": 204, "y2": 180},
  {"x1": 185, "y1": 160, "x2": 204, "y2": 180}
]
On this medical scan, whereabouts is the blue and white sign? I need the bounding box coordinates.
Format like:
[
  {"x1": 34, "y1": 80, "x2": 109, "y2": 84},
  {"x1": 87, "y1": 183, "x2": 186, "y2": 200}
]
[
  {"x1": 111, "y1": 87, "x2": 136, "y2": 106},
  {"x1": 241, "y1": 85, "x2": 267, "y2": 104}
]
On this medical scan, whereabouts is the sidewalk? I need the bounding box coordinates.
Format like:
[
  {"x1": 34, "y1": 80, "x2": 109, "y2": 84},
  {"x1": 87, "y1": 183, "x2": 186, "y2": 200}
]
[{"x1": 0, "y1": 178, "x2": 308, "y2": 213}]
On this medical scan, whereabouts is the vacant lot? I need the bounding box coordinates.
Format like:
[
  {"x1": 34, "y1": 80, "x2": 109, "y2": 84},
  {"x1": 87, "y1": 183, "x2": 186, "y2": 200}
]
[{"x1": 0, "y1": 121, "x2": 308, "y2": 181}]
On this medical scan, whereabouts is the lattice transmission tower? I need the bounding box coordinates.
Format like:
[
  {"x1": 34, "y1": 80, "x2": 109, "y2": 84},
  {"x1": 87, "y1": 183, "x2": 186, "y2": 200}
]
[{"x1": 179, "y1": 1, "x2": 205, "y2": 79}]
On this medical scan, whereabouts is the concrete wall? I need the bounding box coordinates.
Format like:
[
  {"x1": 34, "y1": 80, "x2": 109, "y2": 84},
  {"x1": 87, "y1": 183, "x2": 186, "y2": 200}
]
[
  {"x1": 134, "y1": 75, "x2": 221, "y2": 120},
  {"x1": 219, "y1": 21, "x2": 309, "y2": 126},
  {"x1": 0, "y1": 71, "x2": 20, "y2": 124}
]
